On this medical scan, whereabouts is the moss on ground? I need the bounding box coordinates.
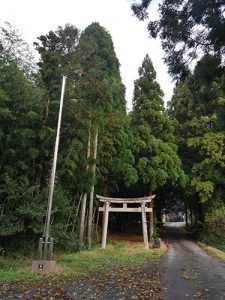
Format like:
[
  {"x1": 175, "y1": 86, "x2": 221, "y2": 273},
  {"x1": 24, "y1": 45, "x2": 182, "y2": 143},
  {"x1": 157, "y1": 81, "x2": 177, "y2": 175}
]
[{"x1": 199, "y1": 241, "x2": 225, "y2": 262}]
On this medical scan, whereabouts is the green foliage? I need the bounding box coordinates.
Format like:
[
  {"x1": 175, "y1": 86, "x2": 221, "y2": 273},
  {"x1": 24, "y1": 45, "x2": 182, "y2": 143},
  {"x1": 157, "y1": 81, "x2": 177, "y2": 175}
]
[
  {"x1": 0, "y1": 22, "x2": 37, "y2": 77},
  {"x1": 0, "y1": 23, "x2": 81, "y2": 250},
  {"x1": 191, "y1": 178, "x2": 214, "y2": 203},
  {"x1": 97, "y1": 113, "x2": 138, "y2": 194},
  {"x1": 0, "y1": 177, "x2": 41, "y2": 237},
  {"x1": 0, "y1": 21, "x2": 138, "y2": 251},
  {"x1": 204, "y1": 206, "x2": 225, "y2": 243},
  {"x1": 4, "y1": 15, "x2": 225, "y2": 253},
  {"x1": 74, "y1": 22, "x2": 126, "y2": 115},
  {"x1": 132, "y1": 0, "x2": 225, "y2": 80},
  {"x1": 187, "y1": 132, "x2": 225, "y2": 204},
  {"x1": 51, "y1": 227, "x2": 80, "y2": 252},
  {"x1": 0, "y1": 27, "x2": 49, "y2": 242},
  {"x1": 131, "y1": 55, "x2": 185, "y2": 195},
  {"x1": 74, "y1": 23, "x2": 137, "y2": 196},
  {"x1": 168, "y1": 53, "x2": 225, "y2": 224},
  {"x1": 34, "y1": 23, "x2": 79, "y2": 99}
]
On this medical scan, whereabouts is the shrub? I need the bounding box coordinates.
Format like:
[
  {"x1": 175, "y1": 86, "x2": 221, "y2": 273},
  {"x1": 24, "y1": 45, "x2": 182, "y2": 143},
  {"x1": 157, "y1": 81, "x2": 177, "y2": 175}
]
[{"x1": 204, "y1": 206, "x2": 225, "y2": 242}]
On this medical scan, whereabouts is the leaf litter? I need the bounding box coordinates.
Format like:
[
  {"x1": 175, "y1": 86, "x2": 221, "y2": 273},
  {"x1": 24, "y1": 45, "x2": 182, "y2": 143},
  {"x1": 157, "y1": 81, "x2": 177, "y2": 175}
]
[{"x1": 0, "y1": 262, "x2": 162, "y2": 299}]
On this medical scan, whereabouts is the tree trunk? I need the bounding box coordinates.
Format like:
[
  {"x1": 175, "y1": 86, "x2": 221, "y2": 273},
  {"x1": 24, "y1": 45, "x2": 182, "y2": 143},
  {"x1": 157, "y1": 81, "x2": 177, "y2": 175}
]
[
  {"x1": 79, "y1": 125, "x2": 91, "y2": 243},
  {"x1": 79, "y1": 193, "x2": 87, "y2": 243},
  {"x1": 33, "y1": 163, "x2": 42, "y2": 198},
  {"x1": 87, "y1": 128, "x2": 98, "y2": 249},
  {"x1": 190, "y1": 209, "x2": 193, "y2": 225},
  {"x1": 197, "y1": 199, "x2": 205, "y2": 224},
  {"x1": 149, "y1": 190, "x2": 154, "y2": 242},
  {"x1": 34, "y1": 97, "x2": 50, "y2": 198},
  {"x1": 72, "y1": 195, "x2": 82, "y2": 232},
  {"x1": 194, "y1": 207, "x2": 198, "y2": 226},
  {"x1": 184, "y1": 198, "x2": 188, "y2": 227}
]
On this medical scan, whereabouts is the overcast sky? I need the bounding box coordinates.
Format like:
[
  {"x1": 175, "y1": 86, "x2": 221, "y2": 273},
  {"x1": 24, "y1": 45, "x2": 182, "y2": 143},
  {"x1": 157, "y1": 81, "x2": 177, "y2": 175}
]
[{"x1": 0, "y1": 0, "x2": 174, "y2": 109}]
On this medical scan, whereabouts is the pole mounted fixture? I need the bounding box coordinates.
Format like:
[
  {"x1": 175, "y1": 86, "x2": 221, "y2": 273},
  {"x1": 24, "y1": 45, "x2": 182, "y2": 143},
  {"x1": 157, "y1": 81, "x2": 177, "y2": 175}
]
[{"x1": 37, "y1": 75, "x2": 67, "y2": 263}]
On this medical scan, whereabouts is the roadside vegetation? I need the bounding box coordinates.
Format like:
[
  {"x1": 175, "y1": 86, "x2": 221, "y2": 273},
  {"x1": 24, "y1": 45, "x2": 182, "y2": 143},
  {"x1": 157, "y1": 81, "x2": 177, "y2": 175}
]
[
  {"x1": 199, "y1": 206, "x2": 225, "y2": 258},
  {"x1": 199, "y1": 243, "x2": 225, "y2": 262},
  {"x1": 0, "y1": 240, "x2": 166, "y2": 281}
]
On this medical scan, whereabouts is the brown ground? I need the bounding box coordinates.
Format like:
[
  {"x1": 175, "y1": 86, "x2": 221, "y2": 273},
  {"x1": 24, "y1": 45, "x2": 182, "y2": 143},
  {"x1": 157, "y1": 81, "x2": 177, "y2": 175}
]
[{"x1": 108, "y1": 233, "x2": 144, "y2": 242}]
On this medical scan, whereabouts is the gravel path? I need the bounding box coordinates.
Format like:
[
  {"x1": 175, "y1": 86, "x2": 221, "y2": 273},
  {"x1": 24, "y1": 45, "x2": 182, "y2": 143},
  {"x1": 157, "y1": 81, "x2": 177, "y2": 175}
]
[{"x1": 159, "y1": 228, "x2": 225, "y2": 300}]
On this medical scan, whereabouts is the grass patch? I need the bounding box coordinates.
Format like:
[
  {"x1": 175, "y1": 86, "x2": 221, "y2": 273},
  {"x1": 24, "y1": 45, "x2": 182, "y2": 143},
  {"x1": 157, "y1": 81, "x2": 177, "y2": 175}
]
[
  {"x1": 58, "y1": 240, "x2": 166, "y2": 278},
  {"x1": 0, "y1": 240, "x2": 166, "y2": 281},
  {"x1": 199, "y1": 241, "x2": 225, "y2": 262},
  {"x1": 0, "y1": 257, "x2": 39, "y2": 281},
  {"x1": 206, "y1": 241, "x2": 225, "y2": 252}
]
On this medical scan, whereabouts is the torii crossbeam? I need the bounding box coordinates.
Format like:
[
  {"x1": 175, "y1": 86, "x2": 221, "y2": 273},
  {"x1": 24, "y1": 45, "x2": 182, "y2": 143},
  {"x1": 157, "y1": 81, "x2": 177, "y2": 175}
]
[{"x1": 97, "y1": 195, "x2": 155, "y2": 249}]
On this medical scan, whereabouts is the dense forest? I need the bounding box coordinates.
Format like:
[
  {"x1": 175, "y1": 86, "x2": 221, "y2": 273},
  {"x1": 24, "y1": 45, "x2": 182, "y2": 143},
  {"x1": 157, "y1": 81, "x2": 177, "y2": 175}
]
[
  {"x1": 132, "y1": 0, "x2": 225, "y2": 241},
  {"x1": 1, "y1": 0, "x2": 225, "y2": 254}
]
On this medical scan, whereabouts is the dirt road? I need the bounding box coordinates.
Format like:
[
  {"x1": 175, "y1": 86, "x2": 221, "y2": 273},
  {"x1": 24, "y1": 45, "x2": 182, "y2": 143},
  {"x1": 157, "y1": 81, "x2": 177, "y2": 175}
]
[{"x1": 159, "y1": 228, "x2": 225, "y2": 300}]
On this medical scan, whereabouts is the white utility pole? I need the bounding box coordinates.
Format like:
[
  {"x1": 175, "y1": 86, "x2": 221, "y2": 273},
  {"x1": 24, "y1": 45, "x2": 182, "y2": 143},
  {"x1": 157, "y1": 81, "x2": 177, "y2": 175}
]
[
  {"x1": 44, "y1": 75, "x2": 67, "y2": 243},
  {"x1": 39, "y1": 75, "x2": 67, "y2": 262},
  {"x1": 33, "y1": 76, "x2": 67, "y2": 273}
]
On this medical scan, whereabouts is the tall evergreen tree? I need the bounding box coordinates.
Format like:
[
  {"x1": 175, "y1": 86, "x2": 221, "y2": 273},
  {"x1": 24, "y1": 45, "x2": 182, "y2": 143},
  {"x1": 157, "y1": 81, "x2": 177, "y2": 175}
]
[
  {"x1": 34, "y1": 24, "x2": 79, "y2": 99},
  {"x1": 75, "y1": 23, "x2": 137, "y2": 245},
  {"x1": 75, "y1": 23, "x2": 137, "y2": 195},
  {"x1": 131, "y1": 55, "x2": 185, "y2": 210}
]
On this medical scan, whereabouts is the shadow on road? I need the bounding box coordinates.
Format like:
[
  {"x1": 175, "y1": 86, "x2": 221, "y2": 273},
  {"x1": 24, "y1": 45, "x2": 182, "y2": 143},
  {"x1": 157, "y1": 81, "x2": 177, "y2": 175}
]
[{"x1": 159, "y1": 224, "x2": 192, "y2": 241}]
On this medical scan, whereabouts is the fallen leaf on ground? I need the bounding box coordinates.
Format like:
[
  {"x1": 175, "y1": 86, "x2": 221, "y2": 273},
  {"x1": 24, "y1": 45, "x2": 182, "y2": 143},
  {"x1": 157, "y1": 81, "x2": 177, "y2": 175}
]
[
  {"x1": 182, "y1": 274, "x2": 195, "y2": 280},
  {"x1": 195, "y1": 291, "x2": 204, "y2": 298}
]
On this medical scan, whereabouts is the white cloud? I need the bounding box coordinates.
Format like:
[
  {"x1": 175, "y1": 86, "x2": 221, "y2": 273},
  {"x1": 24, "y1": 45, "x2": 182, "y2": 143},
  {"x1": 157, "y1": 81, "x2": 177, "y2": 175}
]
[{"x1": 0, "y1": 0, "x2": 174, "y2": 109}]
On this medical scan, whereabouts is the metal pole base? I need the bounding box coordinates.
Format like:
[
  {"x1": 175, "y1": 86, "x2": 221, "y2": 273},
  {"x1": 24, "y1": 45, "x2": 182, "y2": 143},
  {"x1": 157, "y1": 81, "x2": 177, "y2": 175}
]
[
  {"x1": 38, "y1": 237, "x2": 54, "y2": 260},
  {"x1": 32, "y1": 260, "x2": 56, "y2": 274},
  {"x1": 32, "y1": 236, "x2": 56, "y2": 274}
]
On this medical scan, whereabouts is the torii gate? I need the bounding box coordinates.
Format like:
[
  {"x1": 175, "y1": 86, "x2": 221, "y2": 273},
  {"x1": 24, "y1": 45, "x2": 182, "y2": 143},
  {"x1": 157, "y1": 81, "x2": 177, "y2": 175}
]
[{"x1": 97, "y1": 195, "x2": 155, "y2": 249}]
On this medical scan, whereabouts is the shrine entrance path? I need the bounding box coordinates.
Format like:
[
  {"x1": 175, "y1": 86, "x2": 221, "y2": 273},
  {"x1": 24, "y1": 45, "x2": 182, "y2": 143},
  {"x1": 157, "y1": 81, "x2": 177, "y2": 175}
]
[{"x1": 159, "y1": 227, "x2": 225, "y2": 300}]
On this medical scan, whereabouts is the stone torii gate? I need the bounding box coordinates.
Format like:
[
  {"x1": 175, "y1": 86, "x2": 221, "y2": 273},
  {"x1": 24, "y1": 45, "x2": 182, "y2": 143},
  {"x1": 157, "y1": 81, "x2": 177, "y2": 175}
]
[{"x1": 97, "y1": 195, "x2": 155, "y2": 249}]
